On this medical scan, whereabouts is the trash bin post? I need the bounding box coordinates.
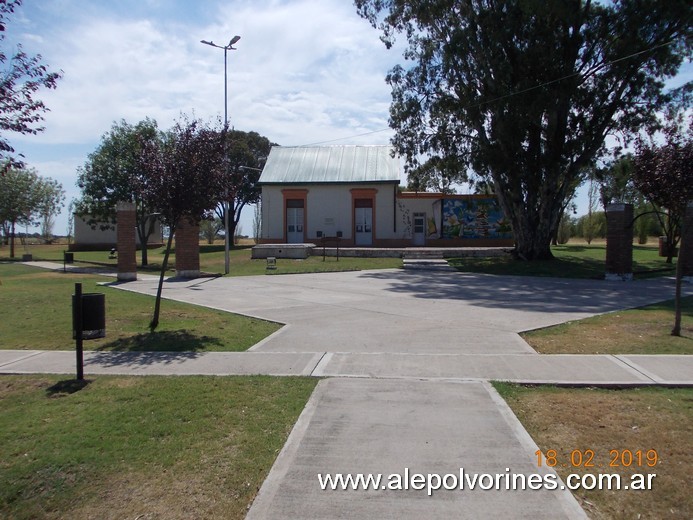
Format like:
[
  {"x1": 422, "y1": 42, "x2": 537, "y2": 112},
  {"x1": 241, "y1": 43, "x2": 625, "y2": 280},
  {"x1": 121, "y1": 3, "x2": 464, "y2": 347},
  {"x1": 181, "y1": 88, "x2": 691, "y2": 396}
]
[{"x1": 74, "y1": 283, "x2": 84, "y2": 380}]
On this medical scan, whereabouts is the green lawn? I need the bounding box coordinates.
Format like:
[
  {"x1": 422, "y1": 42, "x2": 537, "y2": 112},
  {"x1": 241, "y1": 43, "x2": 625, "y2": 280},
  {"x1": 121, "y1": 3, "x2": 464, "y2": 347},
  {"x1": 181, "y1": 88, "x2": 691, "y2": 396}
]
[
  {"x1": 1, "y1": 242, "x2": 402, "y2": 275},
  {"x1": 495, "y1": 384, "x2": 693, "y2": 520},
  {"x1": 522, "y1": 295, "x2": 693, "y2": 355},
  {"x1": 0, "y1": 374, "x2": 318, "y2": 520},
  {"x1": 0, "y1": 264, "x2": 280, "y2": 351},
  {"x1": 449, "y1": 241, "x2": 675, "y2": 279}
]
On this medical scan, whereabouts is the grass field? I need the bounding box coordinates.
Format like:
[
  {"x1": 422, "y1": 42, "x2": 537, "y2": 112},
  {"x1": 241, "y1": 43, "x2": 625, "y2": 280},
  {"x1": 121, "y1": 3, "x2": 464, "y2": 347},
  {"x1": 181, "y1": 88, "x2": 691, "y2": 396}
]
[
  {"x1": 0, "y1": 264, "x2": 280, "y2": 351},
  {"x1": 449, "y1": 241, "x2": 675, "y2": 279},
  {"x1": 495, "y1": 383, "x2": 693, "y2": 520},
  {"x1": 0, "y1": 375, "x2": 318, "y2": 520},
  {"x1": 0, "y1": 242, "x2": 403, "y2": 276},
  {"x1": 522, "y1": 296, "x2": 693, "y2": 355}
]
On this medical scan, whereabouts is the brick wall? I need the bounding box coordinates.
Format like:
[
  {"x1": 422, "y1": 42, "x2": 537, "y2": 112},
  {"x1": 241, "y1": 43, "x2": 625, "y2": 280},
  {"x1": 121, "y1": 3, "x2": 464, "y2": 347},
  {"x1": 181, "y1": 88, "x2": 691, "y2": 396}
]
[
  {"x1": 116, "y1": 202, "x2": 137, "y2": 281},
  {"x1": 605, "y1": 203, "x2": 633, "y2": 281},
  {"x1": 175, "y1": 217, "x2": 200, "y2": 278}
]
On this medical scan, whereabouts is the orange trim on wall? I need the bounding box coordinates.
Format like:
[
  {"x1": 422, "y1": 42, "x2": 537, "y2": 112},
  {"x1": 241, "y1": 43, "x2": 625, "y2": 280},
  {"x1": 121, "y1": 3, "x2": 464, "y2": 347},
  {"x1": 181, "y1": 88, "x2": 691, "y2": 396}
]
[{"x1": 282, "y1": 189, "x2": 308, "y2": 243}]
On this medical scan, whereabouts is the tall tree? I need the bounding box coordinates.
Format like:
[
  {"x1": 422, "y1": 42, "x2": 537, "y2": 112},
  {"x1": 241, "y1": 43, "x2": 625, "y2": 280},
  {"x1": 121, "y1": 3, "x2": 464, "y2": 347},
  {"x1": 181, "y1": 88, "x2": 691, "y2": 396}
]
[
  {"x1": 35, "y1": 176, "x2": 65, "y2": 243},
  {"x1": 0, "y1": 167, "x2": 41, "y2": 256},
  {"x1": 76, "y1": 119, "x2": 161, "y2": 265},
  {"x1": 216, "y1": 130, "x2": 276, "y2": 243},
  {"x1": 632, "y1": 113, "x2": 692, "y2": 336},
  {"x1": 139, "y1": 117, "x2": 226, "y2": 331},
  {"x1": 0, "y1": 0, "x2": 62, "y2": 173},
  {"x1": 406, "y1": 155, "x2": 465, "y2": 193},
  {"x1": 356, "y1": 0, "x2": 692, "y2": 259},
  {"x1": 595, "y1": 155, "x2": 639, "y2": 209}
]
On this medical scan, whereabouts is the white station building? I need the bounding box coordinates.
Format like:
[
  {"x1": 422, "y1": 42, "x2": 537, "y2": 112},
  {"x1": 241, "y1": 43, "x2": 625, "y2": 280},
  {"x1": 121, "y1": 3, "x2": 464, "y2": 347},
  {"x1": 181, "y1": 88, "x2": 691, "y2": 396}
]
[{"x1": 257, "y1": 145, "x2": 513, "y2": 248}]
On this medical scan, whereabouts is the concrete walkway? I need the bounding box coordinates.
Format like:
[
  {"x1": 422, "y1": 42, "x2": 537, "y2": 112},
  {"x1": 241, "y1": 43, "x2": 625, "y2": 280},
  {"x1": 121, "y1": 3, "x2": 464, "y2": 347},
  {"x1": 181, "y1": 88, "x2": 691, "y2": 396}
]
[{"x1": 5, "y1": 263, "x2": 693, "y2": 518}]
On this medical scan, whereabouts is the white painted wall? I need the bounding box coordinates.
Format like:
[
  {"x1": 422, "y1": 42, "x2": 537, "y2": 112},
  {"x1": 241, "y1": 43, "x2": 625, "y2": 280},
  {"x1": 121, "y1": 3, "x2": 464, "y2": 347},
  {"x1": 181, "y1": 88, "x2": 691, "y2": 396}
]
[
  {"x1": 260, "y1": 183, "x2": 400, "y2": 242},
  {"x1": 74, "y1": 215, "x2": 162, "y2": 246},
  {"x1": 396, "y1": 198, "x2": 442, "y2": 239}
]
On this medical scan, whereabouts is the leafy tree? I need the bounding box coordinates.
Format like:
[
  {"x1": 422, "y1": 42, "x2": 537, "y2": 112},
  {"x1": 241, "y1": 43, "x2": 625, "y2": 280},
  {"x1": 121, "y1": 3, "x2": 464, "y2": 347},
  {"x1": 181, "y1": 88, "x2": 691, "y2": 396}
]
[
  {"x1": 632, "y1": 113, "x2": 692, "y2": 336},
  {"x1": 582, "y1": 173, "x2": 600, "y2": 244},
  {"x1": 35, "y1": 176, "x2": 65, "y2": 243},
  {"x1": 138, "y1": 117, "x2": 226, "y2": 331},
  {"x1": 594, "y1": 155, "x2": 639, "y2": 209},
  {"x1": 594, "y1": 155, "x2": 663, "y2": 245},
  {"x1": 556, "y1": 213, "x2": 573, "y2": 244},
  {"x1": 575, "y1": 211, "x2": 606, "y2": 240},
  {"x1": 200, "y1": 217, "x2": 222, "y2": 244},
  {"x1": 405, "y1": 156, "x2": 464, "y2": 193},
  {"x1": 76, "y1": 119, "x2": 161, "y2": 265},
  {"x1": 356, "y1": 0, "x2": 692, "y2": 260},
  {"x1": 0, "y1": 167, "x2": 57, "y2": 256},
  {"x1": 216, "y1": 130, "x2": 276, "y2": 242},
  {"x1": 0, "y1": 0, "x2": 62, "y2": 173}
]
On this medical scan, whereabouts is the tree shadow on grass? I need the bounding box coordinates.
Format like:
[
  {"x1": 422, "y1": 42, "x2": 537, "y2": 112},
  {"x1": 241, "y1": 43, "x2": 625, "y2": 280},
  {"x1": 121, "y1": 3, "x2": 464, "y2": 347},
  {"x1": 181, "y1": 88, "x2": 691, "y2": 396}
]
[
  {"x1": 96, "y1": 330, "x2": 224, "y2": 353},
  {"x1": 46, "y1": 379, "x2": 91, "y2": 397}
]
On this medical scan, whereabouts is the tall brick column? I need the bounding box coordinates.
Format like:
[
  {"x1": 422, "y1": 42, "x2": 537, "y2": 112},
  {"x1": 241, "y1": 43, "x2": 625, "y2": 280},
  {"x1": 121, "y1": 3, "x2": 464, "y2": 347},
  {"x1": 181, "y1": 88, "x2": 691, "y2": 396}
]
[
  {"x1": 175, "y1": 217, "x2": 200, "y2": 278},
  {"x1": 605, "y1": 203, "x2": 633, "y2": 281},
  {"x1": 681, "y1": 202, "x2": 693, "y2": 283},
  {"x1": 116, "y1": 202, "x2": 137, "y2": 281}
]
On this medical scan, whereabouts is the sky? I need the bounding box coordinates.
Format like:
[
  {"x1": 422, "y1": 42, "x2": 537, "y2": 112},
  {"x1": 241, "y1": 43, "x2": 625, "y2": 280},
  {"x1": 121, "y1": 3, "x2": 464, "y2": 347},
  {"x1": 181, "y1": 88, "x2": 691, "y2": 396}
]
[
  {"x1": 3, "y1": 0, "x2": 691, "y2": 238},
  {"x1": 5, "y1": 0, "x2": 400, "y2": 237}
]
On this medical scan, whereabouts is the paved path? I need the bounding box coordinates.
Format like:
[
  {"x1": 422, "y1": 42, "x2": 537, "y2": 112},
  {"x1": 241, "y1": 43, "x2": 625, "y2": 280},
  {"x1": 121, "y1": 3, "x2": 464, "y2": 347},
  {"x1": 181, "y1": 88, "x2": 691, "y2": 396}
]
[{"x1": 6, "y1": 263, "x2": 693, "y2": 519}]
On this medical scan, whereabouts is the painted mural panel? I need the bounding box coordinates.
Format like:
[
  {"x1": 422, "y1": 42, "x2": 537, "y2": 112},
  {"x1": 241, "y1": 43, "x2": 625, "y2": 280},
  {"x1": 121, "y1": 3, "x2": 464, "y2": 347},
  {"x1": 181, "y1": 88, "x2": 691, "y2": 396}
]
[{"x1": 442, "y1": 197, "x2": 512, "y2": 239}]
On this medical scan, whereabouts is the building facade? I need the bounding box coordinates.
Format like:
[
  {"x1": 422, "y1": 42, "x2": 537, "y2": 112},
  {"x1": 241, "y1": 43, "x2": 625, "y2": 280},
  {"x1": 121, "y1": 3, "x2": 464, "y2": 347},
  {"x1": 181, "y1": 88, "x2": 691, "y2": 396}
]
[
  {"x1": 71, "y1": 214, "x2": 163, "y2": 251},
  {"x1": 258, "y1": 145, "x2": 513, "y2": 248}
]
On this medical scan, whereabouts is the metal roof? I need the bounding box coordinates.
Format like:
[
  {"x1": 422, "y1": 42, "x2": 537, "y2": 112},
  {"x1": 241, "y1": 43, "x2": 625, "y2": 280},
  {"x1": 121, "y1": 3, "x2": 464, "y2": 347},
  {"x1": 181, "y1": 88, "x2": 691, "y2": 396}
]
[{"x1": 258, "y1": 145, "x2": 400, "y2": 185}]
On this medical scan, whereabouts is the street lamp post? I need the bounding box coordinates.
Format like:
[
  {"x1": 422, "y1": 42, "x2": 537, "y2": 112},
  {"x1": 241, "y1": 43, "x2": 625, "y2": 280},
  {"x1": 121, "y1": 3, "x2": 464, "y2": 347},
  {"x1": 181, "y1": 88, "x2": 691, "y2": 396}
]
[{"x1": 201, "y1": 35, "x2": 240, "y2": 275}]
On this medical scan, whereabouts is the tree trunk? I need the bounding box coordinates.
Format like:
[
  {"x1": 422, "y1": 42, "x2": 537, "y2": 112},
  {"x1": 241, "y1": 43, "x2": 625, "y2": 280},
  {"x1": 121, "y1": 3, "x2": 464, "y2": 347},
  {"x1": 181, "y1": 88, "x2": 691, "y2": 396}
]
[
  {"x1": 671, "y1": 237, "x2": 684, "y2": 336},
  {"x1": 10, "y1": 221, "x2": 15, "y2": 258},
  {"x1": 150, "y1": 229, "x2": 174, "y2": 331},
  {"x1": 492, "y1": 172, "x2": 560, "y2": 261},
  {"x1": 136, "y1": 225, "x2": 149, "y2": 266},
  {"x1": 140, "y1": 245, "x2": 149, "y2": 267},
  {"x1": 510, "y1": 212, "x2": 555, "y2": 260}
]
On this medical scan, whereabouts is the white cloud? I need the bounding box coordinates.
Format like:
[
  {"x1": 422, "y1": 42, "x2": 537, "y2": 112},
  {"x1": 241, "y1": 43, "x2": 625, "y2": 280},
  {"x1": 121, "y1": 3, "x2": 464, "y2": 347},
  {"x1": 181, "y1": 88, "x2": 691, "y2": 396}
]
[{"x1": 8, "y1": 0, "x2": 400, "y2": 233}]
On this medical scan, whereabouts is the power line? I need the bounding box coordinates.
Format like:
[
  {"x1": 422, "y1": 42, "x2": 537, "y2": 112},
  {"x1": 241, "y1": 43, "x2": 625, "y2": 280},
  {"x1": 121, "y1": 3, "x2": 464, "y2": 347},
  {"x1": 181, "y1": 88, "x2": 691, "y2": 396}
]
[
  {"x1": 290, "y1": 39, "x2": 680, "y2": 147},
  {"x1": 291, "y1": 127, "x2": 392, "y2": 147}
]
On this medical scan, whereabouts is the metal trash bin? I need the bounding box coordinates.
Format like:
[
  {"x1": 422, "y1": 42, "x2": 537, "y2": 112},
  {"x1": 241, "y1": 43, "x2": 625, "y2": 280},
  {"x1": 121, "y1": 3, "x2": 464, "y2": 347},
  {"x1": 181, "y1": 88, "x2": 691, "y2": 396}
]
[{"x1": 72, "y1": 293, "x2": 106, "y2": 340}]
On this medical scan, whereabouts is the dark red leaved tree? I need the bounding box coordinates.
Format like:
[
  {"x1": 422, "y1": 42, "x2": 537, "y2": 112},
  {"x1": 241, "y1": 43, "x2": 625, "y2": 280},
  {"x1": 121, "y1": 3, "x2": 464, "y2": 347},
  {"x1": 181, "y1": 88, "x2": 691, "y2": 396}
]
[
  {"x1": 139, "y1": 117, "x2": 226, "y2": 331},
  {"x1": 633, "y1": 115, "x2": 693, "y2": 336}
]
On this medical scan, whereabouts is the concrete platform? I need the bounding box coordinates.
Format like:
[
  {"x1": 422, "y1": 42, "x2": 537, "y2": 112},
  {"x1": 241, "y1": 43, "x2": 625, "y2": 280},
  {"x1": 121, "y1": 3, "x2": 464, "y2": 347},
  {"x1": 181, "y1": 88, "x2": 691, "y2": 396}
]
[{"x1": 251, "y1": 243, "x2": 315, "y2": 259}]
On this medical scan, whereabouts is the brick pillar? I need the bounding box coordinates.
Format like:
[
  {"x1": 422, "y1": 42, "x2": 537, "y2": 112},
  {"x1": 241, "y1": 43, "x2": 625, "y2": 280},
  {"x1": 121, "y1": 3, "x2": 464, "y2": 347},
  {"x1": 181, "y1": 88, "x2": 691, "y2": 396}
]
[
  {"x1": 116, "y1": 202, "x2": 137, "y2": 282},
  {"x1": 175, "y1": 217, "x2": 200, "y2": 278},
  {"x1": 681, "y1": 202, "x2": 693, "y2": 283},
  {"x1": 605, "y1": 203, "x2": 633, "y2": 281}
]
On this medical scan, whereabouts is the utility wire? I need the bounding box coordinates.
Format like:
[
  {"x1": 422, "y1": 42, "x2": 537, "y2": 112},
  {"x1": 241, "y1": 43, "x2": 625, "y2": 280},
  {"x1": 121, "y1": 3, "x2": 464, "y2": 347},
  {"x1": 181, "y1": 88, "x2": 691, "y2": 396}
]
[{"x1": 290, "y1": 39, "x2": 681, "y2": 147}]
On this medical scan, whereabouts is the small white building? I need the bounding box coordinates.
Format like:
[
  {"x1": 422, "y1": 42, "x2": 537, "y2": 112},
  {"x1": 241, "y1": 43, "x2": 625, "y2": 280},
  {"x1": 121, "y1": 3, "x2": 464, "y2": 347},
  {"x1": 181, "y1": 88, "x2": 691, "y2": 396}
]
[
  {"x1": 72, "y1": 214, "x2": 163, "y2": 251},
  {"x1": 258, "y1": 145, "x2": 513, "y2": 248}
]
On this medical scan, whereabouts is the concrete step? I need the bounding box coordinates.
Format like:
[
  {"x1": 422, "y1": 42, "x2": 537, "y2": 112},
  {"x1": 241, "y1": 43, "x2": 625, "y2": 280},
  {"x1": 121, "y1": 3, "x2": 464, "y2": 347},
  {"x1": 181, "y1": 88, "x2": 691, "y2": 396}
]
[
  {"x1": 403, "y1": 249, "x2": 444, "y2": 259},
  {"x1": 403, "y1": 259, "x2": 456, "y2": 271}
]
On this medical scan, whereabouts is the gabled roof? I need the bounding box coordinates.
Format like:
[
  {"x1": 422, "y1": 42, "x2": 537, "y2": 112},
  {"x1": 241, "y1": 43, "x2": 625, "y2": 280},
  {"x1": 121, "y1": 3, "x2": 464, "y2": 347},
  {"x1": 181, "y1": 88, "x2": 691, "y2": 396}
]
[{"x1": 258, "y1": 145, "x2": 400, "y2": 185}]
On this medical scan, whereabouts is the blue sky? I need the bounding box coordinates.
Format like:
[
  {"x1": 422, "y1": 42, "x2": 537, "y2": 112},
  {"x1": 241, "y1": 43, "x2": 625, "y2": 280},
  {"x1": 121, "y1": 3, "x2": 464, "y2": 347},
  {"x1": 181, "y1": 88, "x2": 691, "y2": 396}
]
[
  {"x1": 6, "y1": 0, "x2": 398, "y2": 236},
  {"x1": 4, "y1": 0, "x2": 691, "y2": 236}
]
